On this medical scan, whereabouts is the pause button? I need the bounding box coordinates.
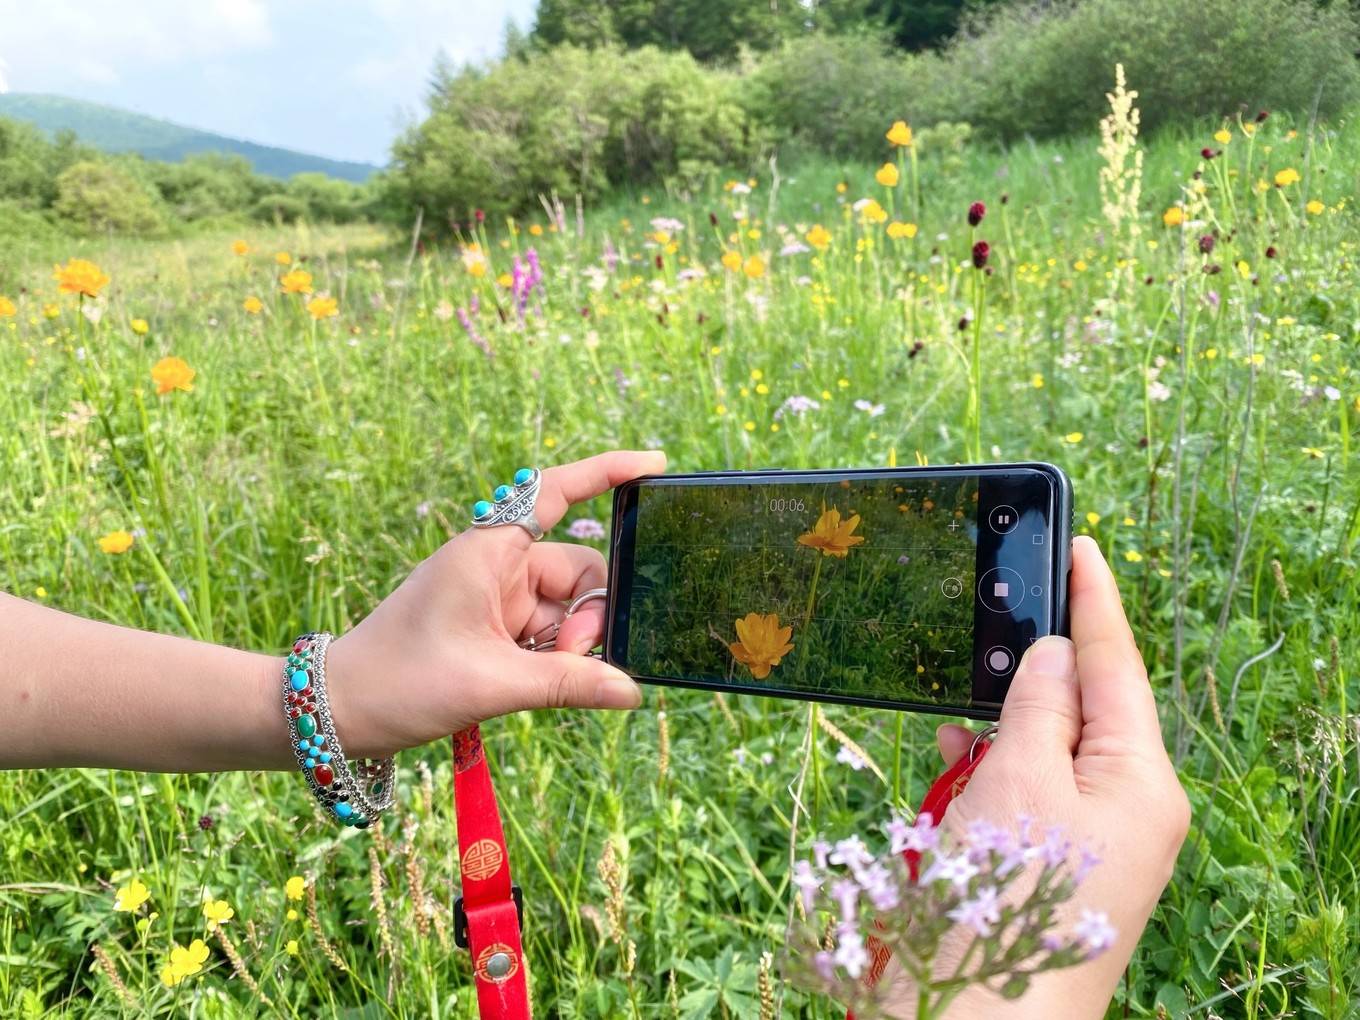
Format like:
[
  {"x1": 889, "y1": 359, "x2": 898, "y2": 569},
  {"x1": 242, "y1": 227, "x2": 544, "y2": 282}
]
[{"x1": 988, "y1": 505, "x2": 1019, "y2": 534}]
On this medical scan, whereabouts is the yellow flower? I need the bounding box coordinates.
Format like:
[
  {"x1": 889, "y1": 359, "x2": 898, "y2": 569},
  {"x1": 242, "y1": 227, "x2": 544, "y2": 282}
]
[
  {"x1": 1064, "y1": 432, "x2": 1084, "y2": 443},
  {"x1": 305, "y1": 296, "x2": 338, "y2": 320},
  {"x1": 160, "y1": 939, "x2": 210, "y2": 987},
  {"x1": 1030, "y1": 372, "x2": 1045, "y2": 388},
  {"x1": 130, "y1": 318, "x2": 149, "y2": 335},
  {"x1": 1073, "y1": 259, "x2": 1088, "y2": 272},
  {"x1": 1242, "y1": 122, "x2": 1257, "y2": 137},
  {"x1": 286, "y1": 909, "x2": 299, "y2": 921},
  {"x1": 286, "y1": 939, "x2": 300, "y2": 956},
  {"x1": 1123, "y1": 549, "x2": 1144, "y2": 563},
  {"x1": 743, "y1": 255, "x2": 766, "y2": 279},
  {"x1": 98, "y1": 530, "x2": 135, "y2": 555},
  {"x1": 1274, "y1": 167, "x2": 1300, "y2": 188},
  {"x1": 857, "y1": 199, "x2": 888, "y2": 224},
  {"x1": 1301, "y1": 446, "x2": 1325, "y2": 459},
  {"x1": 728, "y1": 612, "x2": 795, "y2": 680},
  {"x1": 461, "y1": 245, "x2": 488, "y2": 277},
  {"x1": 496, "y1": 272, "x2": 514, "y2": 288},
  {"x1": 835, "y1": 182, "x2": 848, "y2": 194},
  {"x1": 243, "y1": 296, "x2": 264, "y2": 314},
  {"x1": 886, "y1": 120, "x2": 913, "y2": 147},
  {"x1": 285, "y1": 876, "x2": 306, "y2": 902},
  {"x1": 1085, "y1": 512, "x2": 1101, "y2": 526},
  {"x1": 113, "y1": 879, "x2": 150, "y2": 912},
  {"x1": 886, "y1": 221, "x2": 917, "y2": 240},
  {"x1": 43, "y1": 303, "x2": 60, "y2": 319},
  {"x1": 806, "y1": 224, "x2": 832, "y2": 250},
  {"x1": 53, "y1": 258, "x2": 110, "y2": 298},
  {"x1": 528, "y1": 223, "x2": 543, "y2": 236},
  {"x1": 231, "y1": 240, "x2": 250, "y2": 256},
  {"x1": 797, "y1": 506, "x2": 866, "y2": 558},
  {"x1": 1306, "y1": 199, "x2": 1324, "y2": 215},
  {"x1": 721, "y1": 250, "x2": 743, "y2": 272},
  {"x1": 202, "y1": 899, "x2": 234, "y2": 931},
  {"x1": 0, "y1": 296, "x2": 16, "y2": 317},
  {"x1": 280, "y1": 269, "x2": 313, "y2": 295},
  {"x1": 152, "y1": 356, "x2": 196, "y2": 395},
  {"x1": 1214, "y1": 129, "x2": 1232, "y2": 145},
  {"x1": 875, "y1": 162, "x2": 899, "y2": 187},
  {"x1": 274, "y1": 251, "x2": 292, "y2": 265},
  {"x1": 1162, "y1": 207, "x2": 1184, "y2": 227}
]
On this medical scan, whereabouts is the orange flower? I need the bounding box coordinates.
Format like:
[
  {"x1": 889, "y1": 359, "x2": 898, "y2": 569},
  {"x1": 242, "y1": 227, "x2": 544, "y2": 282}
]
[
  {"x1": 729, "y1": 612, "x2": 794, "y2": 680},
  {"x1": 231, "y1": 240, "x2": 250, "y2": 256},
  {"x1": 0, "y1": 296, "x2": 15, "y2": 317},
  {"x1": 151, "y1": 356, "x2": 195, "y2": 395},
  {"x1": 797, "y1": 506, "x2": 866, "y2": 558},
  {"x1": 280, "y1": 269, "x2": 313, "y2": 295},
  {"x1": 274, "y1": 251, "x2": 292, "y2": 266},
  {"x1": 806, "y1": 224, "x2": 831, "y2": 250},
  {"x1": 742, "y1": 255, "x2": 766, "y2": 279},
  {"x1": 242, "y1": 296, "x2": 263, "y2": 314},
  {"x1": 306, "y1": 296, "x2": 338, "y2": 319},
  {"x1": 721, "y1": 250, "x2": 742, "y2": 272},
  {"x1": 887, "y1": 221, "x2": 918, "y2": 240},
  {"x1": 98, "y1": 530, "x2": 135, "y2": 554},
  {"x1": 53, "y1": 258, "x2": 110, "y2": 298}
]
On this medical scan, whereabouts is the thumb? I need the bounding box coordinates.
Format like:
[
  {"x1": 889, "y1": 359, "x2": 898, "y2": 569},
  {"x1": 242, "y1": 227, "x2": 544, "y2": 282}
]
[
  {"x1": 507, "y1": 649, "x2": 643, "y2": 714},
  {"x1": 988, "y1": 635, "x2": 1081, "y2": 769}
]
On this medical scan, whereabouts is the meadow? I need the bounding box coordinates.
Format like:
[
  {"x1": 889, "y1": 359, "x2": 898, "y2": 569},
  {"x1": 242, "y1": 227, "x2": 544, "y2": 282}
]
[{"x1": 1, "y1": 80, "x2": 1358, "y2": 1018}]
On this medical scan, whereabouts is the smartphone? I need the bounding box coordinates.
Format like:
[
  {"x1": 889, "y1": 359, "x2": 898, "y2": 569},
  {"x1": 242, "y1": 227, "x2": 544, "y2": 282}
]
[{"x1": 604, "y1": 464, "x2": 1072, "y2": 721}]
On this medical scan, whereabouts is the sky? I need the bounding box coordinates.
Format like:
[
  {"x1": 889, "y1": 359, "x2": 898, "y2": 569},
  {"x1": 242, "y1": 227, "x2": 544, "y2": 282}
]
[{"x1": 0, "y1": 0, "x2": 537, "y2": 166}]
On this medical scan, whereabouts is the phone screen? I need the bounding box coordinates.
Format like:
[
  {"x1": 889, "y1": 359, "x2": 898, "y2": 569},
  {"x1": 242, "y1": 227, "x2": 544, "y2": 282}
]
[{"x1": 606, "y1": 466, "x2": 1068, "y2": 717}]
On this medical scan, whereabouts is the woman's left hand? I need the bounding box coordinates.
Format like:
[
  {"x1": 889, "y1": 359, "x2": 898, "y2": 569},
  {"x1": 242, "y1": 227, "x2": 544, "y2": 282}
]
[{"x1": 326, "y1": 450, "x2": 664, "y2": 758}]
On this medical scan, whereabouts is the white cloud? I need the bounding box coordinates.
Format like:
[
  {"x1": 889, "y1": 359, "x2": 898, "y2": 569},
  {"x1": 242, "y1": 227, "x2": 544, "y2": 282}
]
[{"x1": 0, "y1": 57, "x2": 8, "y2": 94}]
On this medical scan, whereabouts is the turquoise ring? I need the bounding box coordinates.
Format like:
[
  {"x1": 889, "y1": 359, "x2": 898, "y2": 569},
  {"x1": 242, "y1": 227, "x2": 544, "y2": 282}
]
[{"x1": 472, "y1": 467, "x2": 545, "y2": 540}]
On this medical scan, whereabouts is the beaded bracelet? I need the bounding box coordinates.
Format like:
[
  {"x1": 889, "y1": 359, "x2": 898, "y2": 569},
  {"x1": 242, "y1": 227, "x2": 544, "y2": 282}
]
[{"x1": 282, "y1": 632, "x2": 396, "y2": 828}]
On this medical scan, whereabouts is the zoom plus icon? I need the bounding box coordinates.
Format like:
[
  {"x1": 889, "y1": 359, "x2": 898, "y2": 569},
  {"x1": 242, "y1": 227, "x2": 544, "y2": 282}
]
[{"x1": 940, "y1": 576, "x2": 964, "y2": 599}]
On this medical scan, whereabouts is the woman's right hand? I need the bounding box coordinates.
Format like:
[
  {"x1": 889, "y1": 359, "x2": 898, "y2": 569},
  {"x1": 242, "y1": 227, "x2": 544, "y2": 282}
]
[{"x1": 883, "y1": 535, "x2": 1191, "y2": 1018}]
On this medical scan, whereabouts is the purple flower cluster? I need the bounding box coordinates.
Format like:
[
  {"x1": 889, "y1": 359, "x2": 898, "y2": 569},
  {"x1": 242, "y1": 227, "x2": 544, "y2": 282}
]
[
  {"x1": 512, "y1": 248, "x2": 544, "y2": 318},
  {"x1": 774, "y1": 394, "x2": 821, "y2": 421},
  {"x1": 456, "y1": 294, "x2": 491, "y2": 357}
]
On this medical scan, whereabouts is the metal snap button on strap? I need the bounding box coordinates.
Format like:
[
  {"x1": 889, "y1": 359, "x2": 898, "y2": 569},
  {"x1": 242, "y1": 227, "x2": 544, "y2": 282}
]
[{"x1": 515, "y1": 587, "x2": 608, "y2": 653}]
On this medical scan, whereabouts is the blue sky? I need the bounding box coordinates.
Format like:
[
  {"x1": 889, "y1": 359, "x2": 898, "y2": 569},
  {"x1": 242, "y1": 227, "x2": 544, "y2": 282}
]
[{"x1": 0, "y1": 0, "x2": 537, "y2": 165}]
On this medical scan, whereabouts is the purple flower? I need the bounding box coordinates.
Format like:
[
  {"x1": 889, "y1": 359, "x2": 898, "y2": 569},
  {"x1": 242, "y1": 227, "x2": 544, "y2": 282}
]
[
  {"x1": 780, "y1": 241, "x2": 811, "y2": 256},
  {"x1": 1074, "y1": 909, "x2": 1117, "y2": 957},
  {"x1": 887, "y1": 812, "x2": 938, "y2": 855},
  {"x1": 947, "y1": 885, "x2": 1001, "y2": 936},
  {"x1": 832, "y1": 927, "x2": 868, "y2": 978},
  {"x1": 897, "y1": 554, "x2": 911, "y2": 565},
  {"x1": 812, "y1": 839, "x2": 832, "y2": 869},
  {"x1": 565, "y1": 518, "x2": 606, "y2": 540},
  {"x1": 921, "y1": 851, "x2": 979, "y2": 891},
  {"x1": 830, "y1": 879, "x2": 860, "y2": 925},
  {"x1": 512, "y1": 247, "x2": 545, "y2": 317},
  {"x1": 774, "y1": 395, "x2": 820, "y2": 421},
  {"x1": 1074, "y1": 845, "x2": 1101, "y2": 883},
  {"x1": 814, "y1": 950, "x2": 836, "y2": 980},
  {"x1": 836, "y1": 745, "x2": 866, "y2": 771},
  {"x1": 792, "y1": 860, "x2": 822, "y2": 913},
  {"x1": 1038, "y1": 826, "x2": 1071, "y2": 868},
  {"x1": 829, "y1": 837, "x2": 872, "y2": 873},
  {"x1": 650, "y1": 216, "x2": 685, "y2": 233},
  {"x1": 857, "y1": 862, "x2": 900, "y2": 911},
  {"x1": 853, "y1": 399, "x2": 885, "y2": 417}
]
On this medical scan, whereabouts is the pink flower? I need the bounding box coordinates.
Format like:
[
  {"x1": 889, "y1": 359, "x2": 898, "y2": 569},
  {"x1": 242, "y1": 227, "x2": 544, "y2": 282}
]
[
  {"x1": 565, "y1": 518, "x2": 605, "y2": 540},
  {"x1": 1075, "y1": 909, "x2": 1117, "y2": 957},
  {"x1": 947, "y1": 885, "x2": 1001, "y2": 937}
]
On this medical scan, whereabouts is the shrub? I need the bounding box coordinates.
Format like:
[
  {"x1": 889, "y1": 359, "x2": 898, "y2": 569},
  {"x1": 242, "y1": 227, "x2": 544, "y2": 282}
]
[
  {"x1": 52, "y1": 160, "x2": 165, "y2": 234},
  {"x1": 252, "y1": 192, "x2": 309, "y2": 224}
]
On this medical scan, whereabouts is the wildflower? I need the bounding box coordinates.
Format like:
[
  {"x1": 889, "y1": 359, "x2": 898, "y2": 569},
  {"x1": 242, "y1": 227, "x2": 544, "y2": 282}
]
[
  {"x1": 528, "y1": 223, "x2": 543, "y2": 236},
  {"x1": 1306, "y1": 199, "x2": 1324, "y2": 215},
  {"x1": 1085, "y1": 512, "x2": 1101, "y2": 526},
  {"x1": 1031, "y1": 373, "x2": 1045, "y2": 388},
  {"x1": 1265, "y1": 246, "x2": 1278, "y2": 259},
  {"x1": 1162, "y1": 207, "x2": 1184, "y2": 227},
  {"x1": 1064, "y1": 432, "x2": 1084, "y2": 444},
  {"x1": 243, "y1": 296, "x2": 263, "y2": 314},
  {"x1": 1124, "y1": 549, "x2": 1144, "y2": 563},
  {"x1": 948, "y1": 886, "x2": 1002, "y2": 937},
  {"x1": 98, "y1": 530, "x2": 135, "y2": 555},
  {"x1": 921, "y1": 850, "x2": 979, "y2": 890},
  {"x1": 743, "y1": 255, "x2": 766, "y2": 279},
  {"x1": 798, "y1": 507, "x2": 865, "y2": 558},
  {"x1": 129, "y1": 318, "x2": 149, "y2": 335},
  {"x1": 721, "y1": 250, "x2": 742, "y2": 272},
  {"x1": 886, "y1": 812, "x2": 938, "y2": 855},
  {"x1": 728, "y1": 612, "x2": 794, "y2": 680},
  {"x1": 775, "y1": 395, "x2": 820, "y2": 420},
  {"x1": 853, "y1": 399, "x2": 885, "y2": 417},
  {"x1": 197, "y1": 814, "x2": 214, "y2": 831},
  {"x1": 1200, "y1": 147, "x2": 1217, "y2": 160},
  {"x1": 875, "y1": 163, "x2": 899, "y2": 187},
  {"x1": 837, "y1": 745, "x2": 867, "y2": 770},
  {"x1": 971, "y1": 241, "x2": 990, "y2": 269},
  {"x1": 1198, "y1": 235, "x2": 1215, "y2": 255},
  {"x1": 780, "y1": 241, "x2": 810, "y2": 257},
  {"x1": 53, "y1": 258, "x2": 110, "y2": 298},
  {"x1": 1214, "y1": 129, "x2": 1232, "y2": 145},
  {"x1": 306, "y1": 296, "x2": 339, "y2": 320},
  {"x1": 285, "y1": 876, "x2": 306, "y2": 902},
  {"x1": 286, "y1": 939, "x2": 299, "y2": 956},
  {"x1": 967, "y1": 202, "x2": 986, "y2": 227},
  {"x1": 887, "y1": 221, "x2": 917, "y2": 239},
  {"x1": 566, "y1": 518, "x2": 606, "y2": 540},
  {"x1": 1274, "y1": 168, "x2": 1300, "y2": 187},
  {"x1": 152, "y1": 356, "x2": 195, "y2": 395},
  {"x1": 231, "y1": 240, "x2": 250, "y2": 256},
  {"x1": 43, "y1": 303, "x2": 60, "y2": 319},
  {"x1": 280, "y1": 269, "x2": 313, "y2": 295},
  {"x1": 160, "y1": 939, "x2": 210, "y2": 987},
  {"x1": 792, "y1": 860, "x2": 822, "y2": 912},
  {"x1": 274, "y1": 251, "x2": 292, "y2": 265},
  {"x1": 0, "y1": 296, "x2": 15, "y2": 317},
  {"x1": 461, "y1": 244, "x2": 488, "y2": 277},
  {"x1": 835, "y1": 182, "x2": 848, "y2": 194},
  {"x1": 854, "y1": 198, "x2": 888, "y2": 224},
  {"x1": 806, "y1": 224, "x2": 832, "y2": 250},
  {"x1": 202, "y1": 899, "x2": 234, "y2": 931},
  {"x1": 1074, "y1": 910, "x2": 1117, "y2": 956},
  {"x1": 1242, "y1": 123, "x2": 1257, "y2": 137},
  {"x1": 113, "y1": 879, "x2": 150, "y2": 912},
  {"x1": 886, "y1": 120, "x2": 913, "y2": 147}
]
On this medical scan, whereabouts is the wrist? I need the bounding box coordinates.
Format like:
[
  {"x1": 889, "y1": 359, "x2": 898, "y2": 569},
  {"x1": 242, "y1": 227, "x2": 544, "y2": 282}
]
[{"x1": 321, "y1": 632, "x2": 396, "y2": 760}]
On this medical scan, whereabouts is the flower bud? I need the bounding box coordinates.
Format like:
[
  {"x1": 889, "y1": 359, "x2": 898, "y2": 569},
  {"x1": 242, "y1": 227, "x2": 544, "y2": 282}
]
[
  {"x1": 1198, "y1": 234, "x2": 1216, "y2": 255},
  {"x1": 971, "y1": 240, "x2": 990, "y2": 269},
  {"x1": 968, "y1": 202, "x2": 986, "y2": 227}
]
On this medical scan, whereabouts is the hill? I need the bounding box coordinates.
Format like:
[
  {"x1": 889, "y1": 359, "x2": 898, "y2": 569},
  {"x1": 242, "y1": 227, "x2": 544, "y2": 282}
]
[{"x1": 0, "y1": 93, "x2": 379, "y2": 182}]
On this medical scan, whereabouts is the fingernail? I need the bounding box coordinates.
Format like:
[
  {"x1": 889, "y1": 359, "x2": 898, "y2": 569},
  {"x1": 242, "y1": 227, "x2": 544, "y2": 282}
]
[
  {"x1": 1021, "y1": 636, "x2": 1075, "y2": 677},
  {"x1": 595, "y1": 675, "x2": 642, "y2": 709}
]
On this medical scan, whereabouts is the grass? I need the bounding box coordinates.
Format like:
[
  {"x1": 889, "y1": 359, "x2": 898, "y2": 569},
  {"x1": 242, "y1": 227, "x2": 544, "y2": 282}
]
[{"x1": 1, "y1": 95, "x2": 1358, "y2": 1019}]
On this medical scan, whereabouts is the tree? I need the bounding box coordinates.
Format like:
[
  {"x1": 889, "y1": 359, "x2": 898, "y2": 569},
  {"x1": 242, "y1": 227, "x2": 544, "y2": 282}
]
[{"x1": 865, "y1": 0, "x2": 1007, "y2": 50}]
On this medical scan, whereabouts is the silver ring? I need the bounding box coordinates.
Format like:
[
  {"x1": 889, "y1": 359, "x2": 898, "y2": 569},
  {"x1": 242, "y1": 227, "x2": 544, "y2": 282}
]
[
  {"x1": 472, "y1": 467, "x2": 545, "y2": 540},
  {"x1": 969, "y1": 724, "x2": 998, "y2": 762},
  {"x1": 516, "y1": 588, "x2": 609, "y2": 652}
]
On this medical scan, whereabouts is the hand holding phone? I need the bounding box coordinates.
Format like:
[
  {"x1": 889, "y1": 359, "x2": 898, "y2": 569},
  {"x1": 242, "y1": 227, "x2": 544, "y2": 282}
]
[{"x1": 605, "y1": 464, "x2": 1072, "y2": 719}]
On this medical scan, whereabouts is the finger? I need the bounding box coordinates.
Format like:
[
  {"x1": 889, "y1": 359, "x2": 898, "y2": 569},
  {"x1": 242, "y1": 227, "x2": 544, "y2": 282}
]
[
  {"x1": 936, "y1": 724, "x2": 974, "y2": 767},
  {"x1": 988, "y1": 635, "x2": 1082, "y2": 772},
  {"x1": 505, "y1": 648, "x2": 642, "y2": 712},
  {"x1": 518, "y1": 598, "x2": 566, "y2": 646},
  {"x1": 1069, "y1": 535, "x2": 1161, "y2": 744},
  {"x1": 529, "y1": 542, "x2": 607, "y2": 602},
  {"x1": 556, "y1": 601, "x2": 606, "y2": 654}
]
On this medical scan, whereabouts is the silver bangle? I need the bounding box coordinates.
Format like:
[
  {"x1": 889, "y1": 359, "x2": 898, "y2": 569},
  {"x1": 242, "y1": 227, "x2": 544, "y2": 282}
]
[{"x1": 282, "y1": 632, "x2": 396, "y2": 827}]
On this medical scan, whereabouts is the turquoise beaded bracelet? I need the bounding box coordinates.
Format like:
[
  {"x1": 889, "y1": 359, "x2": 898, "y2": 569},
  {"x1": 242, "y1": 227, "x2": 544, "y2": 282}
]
[{"x1": 282, "y1": 632, "x2": 396, "y2": 828}]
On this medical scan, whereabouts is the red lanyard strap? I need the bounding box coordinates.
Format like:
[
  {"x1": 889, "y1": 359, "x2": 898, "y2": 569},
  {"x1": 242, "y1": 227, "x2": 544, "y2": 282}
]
[{"x1": 451, "y1": 726, "x2": 532, "y2": 1018}]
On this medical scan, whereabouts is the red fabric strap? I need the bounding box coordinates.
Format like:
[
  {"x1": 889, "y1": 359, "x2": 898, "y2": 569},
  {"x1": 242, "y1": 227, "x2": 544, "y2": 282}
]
[
  {"x1": 853, "y1": 739, "x2": 992, "y2": 1012},
  {"x1": 452, "y1": 726, "x2": 532, "y2": 1019}
]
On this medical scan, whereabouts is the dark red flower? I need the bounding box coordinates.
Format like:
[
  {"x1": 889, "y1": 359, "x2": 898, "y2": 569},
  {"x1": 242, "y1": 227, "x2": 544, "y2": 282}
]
[
  {"x1": 1201, "y1": 147, "x2": 1216, "y2": 160},
  {"x1": 709, "y1": 211, "x2": 719, "y2": 227},
  {"x1": 968, "y1": 202, "x2": 986, "y2": 227},
  {"x1": 1198, "y1": 234, "x2": 1216, "y2": 255},
  {"x1": 958, "y1": 316, "x2": 970, "y2": 331},
  {"x1": 1203, "y1": 263, "x2": 1222, "y2": 275},
  {"x1": 1265, "y1": 245, "x2": 1278, "y2": 259},
  {"x1": 198, "y1": 814, "x2": 215, "y2": 831},
  {"x1": 971, "y1": 240, "x2": 990, "y2": 268},
  {"x1": 474, "y1": 209, "x2": 485, "y2": 224},
  {"x1": 1256, "y1": 110, "x2": 1269, "y2": 123},
  {"x1": 654, "y1": 254, "x2": 663, "y2": 269}
]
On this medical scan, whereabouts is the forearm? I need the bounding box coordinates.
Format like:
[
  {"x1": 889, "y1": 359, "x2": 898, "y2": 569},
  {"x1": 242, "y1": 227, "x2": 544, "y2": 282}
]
[{"x1": 0, "y1": 593, "x2": 291, "y2": 772}]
